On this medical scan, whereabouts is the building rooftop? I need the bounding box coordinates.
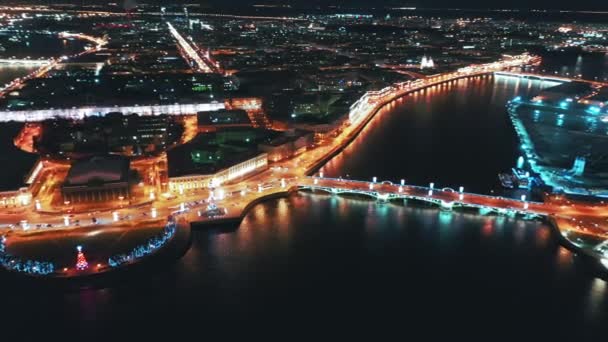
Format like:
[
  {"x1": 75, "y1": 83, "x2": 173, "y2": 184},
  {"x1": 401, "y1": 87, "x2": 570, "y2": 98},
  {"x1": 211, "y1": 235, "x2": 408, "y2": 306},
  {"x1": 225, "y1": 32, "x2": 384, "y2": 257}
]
[
  {"x1": 197, "y1": 109, "x2": 252, "y2": 126},
  {"x1": 64, "y1": 155, "x2": 130, "y2": 186},
  {"x1": 0, "y1": 122, "x2": 38, "y2": 192},
  {"x1": 167, "y1": 130, "x2": 274, "y2": 177}
]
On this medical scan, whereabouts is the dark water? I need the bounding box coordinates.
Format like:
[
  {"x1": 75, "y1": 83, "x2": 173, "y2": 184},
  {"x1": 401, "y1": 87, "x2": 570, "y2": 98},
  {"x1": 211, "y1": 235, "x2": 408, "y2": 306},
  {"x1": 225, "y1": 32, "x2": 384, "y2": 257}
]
[
  {"x1": 0, "y1": 65, "x2": 37, "y2": 86},
  {"x1": 538, "y1": 50, "x2": 608, "y2": 82},
  {"x1": 0, "y1": 33, "x2": 87, "y2": 59},
  {"x1": 2, "y1": 75, "x2": 608, "y2": 338},
  {"x1": 321, "y1": 74, "x2": 555, "y2": 194}
]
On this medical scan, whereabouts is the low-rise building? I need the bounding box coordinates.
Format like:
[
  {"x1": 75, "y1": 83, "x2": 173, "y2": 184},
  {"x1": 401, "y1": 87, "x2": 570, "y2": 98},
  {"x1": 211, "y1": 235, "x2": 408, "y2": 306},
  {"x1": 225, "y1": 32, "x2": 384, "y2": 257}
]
[
  {"x1": 168, "y1": 152, "x2": 267, "y2": 192},
  {"x1": 167, "y1": 130, "x2": 272, "y2": 192},
  {"x1": 197, "y1": 109, "x2": 253, "y2": 132},
  {"x1": 62, "y1": 155, "x2": 131, "y2": 203},
  {"x1": 258, "y1": 130, "x2": 314, "y2": 162}
]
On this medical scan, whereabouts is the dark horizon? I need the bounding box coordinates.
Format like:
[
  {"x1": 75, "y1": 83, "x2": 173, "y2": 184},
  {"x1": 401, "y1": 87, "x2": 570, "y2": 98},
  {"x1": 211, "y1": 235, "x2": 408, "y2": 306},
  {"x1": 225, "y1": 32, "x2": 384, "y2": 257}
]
[{"x1": 5, "y1": 0, "x2": 608, "y2": 12}]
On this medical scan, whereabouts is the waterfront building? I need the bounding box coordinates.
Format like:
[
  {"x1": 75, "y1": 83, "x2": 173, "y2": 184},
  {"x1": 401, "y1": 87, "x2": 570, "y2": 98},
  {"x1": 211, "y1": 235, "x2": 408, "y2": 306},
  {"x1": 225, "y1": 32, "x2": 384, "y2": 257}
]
[
  {"x1": 259, "y1": 130, "x2": 314, "y2": 162},
  {"x1": 168, "y1": 153, "x2": 267, "y2": 192},
  {"x1": 61, "y1": 155, "x2": 131, "y2": 203}
]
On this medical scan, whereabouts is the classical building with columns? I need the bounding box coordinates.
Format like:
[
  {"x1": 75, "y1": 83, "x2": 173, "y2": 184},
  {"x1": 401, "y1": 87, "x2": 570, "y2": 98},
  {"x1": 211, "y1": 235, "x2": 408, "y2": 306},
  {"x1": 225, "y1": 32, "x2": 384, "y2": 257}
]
[{"x1": 62, "y1": 155, "x2": 131, "y2": 203}]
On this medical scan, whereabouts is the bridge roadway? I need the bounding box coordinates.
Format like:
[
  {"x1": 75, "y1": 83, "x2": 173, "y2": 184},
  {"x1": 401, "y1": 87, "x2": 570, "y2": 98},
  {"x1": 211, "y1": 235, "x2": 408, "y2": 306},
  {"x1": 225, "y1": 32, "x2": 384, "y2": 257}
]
[
  {"x1": 297, "y1": 177, "x2": 608, "y2": 222},
  {"x1": 494, "y1": 71, "x2": 608, "y2": 86},
  {"x1": 299, "y1": 177, "x2": 543, "y2": 216}
]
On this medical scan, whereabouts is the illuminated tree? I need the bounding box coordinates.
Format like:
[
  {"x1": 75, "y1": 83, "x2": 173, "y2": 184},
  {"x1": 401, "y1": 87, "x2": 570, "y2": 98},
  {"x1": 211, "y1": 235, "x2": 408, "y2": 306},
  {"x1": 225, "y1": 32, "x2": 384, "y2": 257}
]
[{"x1": 75, "y1": 245, "x2": 89, "y2": 271}]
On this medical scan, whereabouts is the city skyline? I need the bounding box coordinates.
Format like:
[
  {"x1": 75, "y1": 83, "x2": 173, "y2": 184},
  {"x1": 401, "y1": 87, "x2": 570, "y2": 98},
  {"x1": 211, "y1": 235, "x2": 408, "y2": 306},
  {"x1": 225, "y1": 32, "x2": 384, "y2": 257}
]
[{"x1": 4, "y1": 0, "x2": 608, "y2": 11}]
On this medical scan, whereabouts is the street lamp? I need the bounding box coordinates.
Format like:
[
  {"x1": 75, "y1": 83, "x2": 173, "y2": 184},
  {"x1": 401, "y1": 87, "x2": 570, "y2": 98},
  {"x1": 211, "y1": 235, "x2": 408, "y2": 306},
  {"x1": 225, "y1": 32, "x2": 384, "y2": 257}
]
[
  {"x1": 112, "y1": 212, "x2": 119, "y2": 222},
  {"x1": 64, "y1": 216, "x2": 70, "y2": 226},
  {"x1": 151, "y1": 207, "x2": 157, "y2": 218},
  {"x1": 35, "y1": 199, "x2": 41, "y2": 211}
]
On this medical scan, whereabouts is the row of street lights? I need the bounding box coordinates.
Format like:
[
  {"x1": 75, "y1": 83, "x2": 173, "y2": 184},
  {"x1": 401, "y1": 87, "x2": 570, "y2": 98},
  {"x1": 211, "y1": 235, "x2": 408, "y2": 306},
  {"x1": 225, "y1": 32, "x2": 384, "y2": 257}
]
[{"x1": 317, "y1": 171, "x2": 531, "y2": 210}]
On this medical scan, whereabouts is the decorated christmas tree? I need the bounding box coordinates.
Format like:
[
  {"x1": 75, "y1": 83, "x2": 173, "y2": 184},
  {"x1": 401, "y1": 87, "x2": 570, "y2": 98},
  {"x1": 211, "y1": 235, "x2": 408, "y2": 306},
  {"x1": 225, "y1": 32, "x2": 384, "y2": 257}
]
[{"x1": 75, "y1": 245, "x2": 89, "y2": 271}]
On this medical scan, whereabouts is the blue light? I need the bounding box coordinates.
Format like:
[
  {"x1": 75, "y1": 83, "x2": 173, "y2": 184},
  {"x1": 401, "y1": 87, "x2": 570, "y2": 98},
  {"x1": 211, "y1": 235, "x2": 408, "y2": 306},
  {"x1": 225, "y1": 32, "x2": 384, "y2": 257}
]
[
  {"x1": 588, "y1": 106, "x2": 601, "y2": 114},
  {"x1": 559, "y1": 101, "x2": 569, "y2": 109},
  {"x1": 513, "y1": 96, "x2": 521, "y2": 102}
]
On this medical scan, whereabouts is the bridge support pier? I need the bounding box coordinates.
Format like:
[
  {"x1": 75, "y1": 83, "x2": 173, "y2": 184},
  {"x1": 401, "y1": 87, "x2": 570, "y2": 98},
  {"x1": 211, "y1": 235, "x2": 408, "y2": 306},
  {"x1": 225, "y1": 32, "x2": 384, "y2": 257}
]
[
  {"x1": 440, "y1": 200, "x2": 453, "y2": 211},
  {"x1": 479, "y1": 207, "x2": 493, "y2": 215},
  {"x1": 376, "y1": 193, "x2": 390, "y2": 203}
]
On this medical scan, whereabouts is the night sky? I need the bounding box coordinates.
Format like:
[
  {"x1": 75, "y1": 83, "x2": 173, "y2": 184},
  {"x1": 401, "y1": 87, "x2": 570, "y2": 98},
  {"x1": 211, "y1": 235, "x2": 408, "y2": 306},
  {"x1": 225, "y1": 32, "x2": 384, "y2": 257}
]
[{"x1": 12, "y1": 0, "x2": 608, "y2": 11}]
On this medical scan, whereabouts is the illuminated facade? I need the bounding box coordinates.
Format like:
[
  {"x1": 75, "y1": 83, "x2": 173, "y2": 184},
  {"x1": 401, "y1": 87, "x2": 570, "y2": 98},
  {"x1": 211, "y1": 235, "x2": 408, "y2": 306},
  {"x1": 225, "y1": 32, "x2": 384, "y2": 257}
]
[
  {"x1": 169, "y1": 153, "x2": 268, "y2": 192},
  {"x1": 0, "y1": 102, "x2": 225, "y2": 122},
  {"x1": 0, "y1": 188, "x2": 32, "y2": 208},
  {"x1": 259, "y1": 130, "x2": 314, "y2": 162},
  {"x1": 62, "y1": 156, "x2": 131, "y2": 203}
]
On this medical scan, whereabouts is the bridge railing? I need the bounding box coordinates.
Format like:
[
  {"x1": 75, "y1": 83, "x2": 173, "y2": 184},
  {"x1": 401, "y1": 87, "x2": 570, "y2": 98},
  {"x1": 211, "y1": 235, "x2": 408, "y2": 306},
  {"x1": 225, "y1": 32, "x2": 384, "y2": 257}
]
[{"x1": 303, "y1": 176, "x2": 543, "y2": 206}]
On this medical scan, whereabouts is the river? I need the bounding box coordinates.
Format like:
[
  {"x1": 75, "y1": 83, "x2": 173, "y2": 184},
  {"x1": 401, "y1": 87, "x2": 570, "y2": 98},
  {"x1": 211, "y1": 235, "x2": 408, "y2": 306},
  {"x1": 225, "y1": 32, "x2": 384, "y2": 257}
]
[
  {"x1": 0, "y1": 65, "x2": 37, "y2": 87},
  {"x1": 1, "y1": 75, "x2": 607, "y2": 339}
]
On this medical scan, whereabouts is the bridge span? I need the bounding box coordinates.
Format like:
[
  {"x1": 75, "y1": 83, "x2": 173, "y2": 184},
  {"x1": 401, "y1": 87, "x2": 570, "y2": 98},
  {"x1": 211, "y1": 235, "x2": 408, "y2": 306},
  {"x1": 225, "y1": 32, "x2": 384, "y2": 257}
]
[
  {"x1": 494, "y1": 71, "x2": 608, "y2": 86},
  {"x1": 0, "y1": 59, "x2": 52, "y2": 66},
  {"x1": 299, "y1": 177, "x2": 548, "y2": 218}
]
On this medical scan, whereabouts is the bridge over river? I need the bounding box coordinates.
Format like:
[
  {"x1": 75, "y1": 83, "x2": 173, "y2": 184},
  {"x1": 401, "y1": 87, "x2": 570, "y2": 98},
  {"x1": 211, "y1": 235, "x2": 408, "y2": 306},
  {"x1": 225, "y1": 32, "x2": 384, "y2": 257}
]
[{"x1": 299, "y1": 177, "x2": 543, "y2": 217}]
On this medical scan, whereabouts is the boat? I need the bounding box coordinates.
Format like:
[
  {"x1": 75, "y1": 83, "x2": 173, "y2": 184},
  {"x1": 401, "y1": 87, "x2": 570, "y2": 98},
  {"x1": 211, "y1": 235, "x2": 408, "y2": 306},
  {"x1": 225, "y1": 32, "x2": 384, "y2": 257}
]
[
  {"x1": 499, "y1": 173, "x2": 515, "y2": 188},
  {"x1": 512, "y1": 168, "x2": 532, "y2": 189}
]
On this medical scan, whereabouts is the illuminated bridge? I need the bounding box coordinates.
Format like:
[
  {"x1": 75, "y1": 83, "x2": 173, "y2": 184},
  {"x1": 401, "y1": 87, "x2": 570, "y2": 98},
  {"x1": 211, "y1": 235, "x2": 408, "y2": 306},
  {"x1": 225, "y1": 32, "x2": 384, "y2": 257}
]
[
  {"x1": 0, "y1": 102, "x2": 225, "y2": 122},
  {"x1": 0, "y1": 59, "x2": 52, "y2": 66},
  {"x1": 298, "y1": 177, "x2": 547, "y2": 218}
]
